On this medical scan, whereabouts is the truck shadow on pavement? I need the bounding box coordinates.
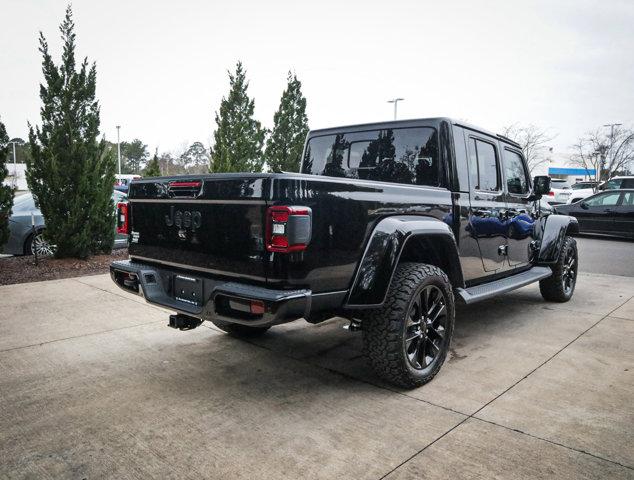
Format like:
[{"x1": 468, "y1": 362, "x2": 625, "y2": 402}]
[{"x1": 172, "y1": 285, "x2": 570, "y2": 400}]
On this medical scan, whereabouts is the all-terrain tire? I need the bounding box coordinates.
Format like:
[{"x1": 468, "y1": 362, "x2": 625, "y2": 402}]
[
  {"x1": 211, "y1": 320, "x2": 271, "y2": 338},
  {"x1": 362, "y1": 262, "x2": 455, "y2": 389},
  {"x1": 539, "y1": 236, "x2": 578, "y2": 302}
]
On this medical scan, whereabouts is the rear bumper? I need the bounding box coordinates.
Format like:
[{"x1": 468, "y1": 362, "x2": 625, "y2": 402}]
[{"x1": 110, "y1": 259, "x2": 312, "y2": 327}]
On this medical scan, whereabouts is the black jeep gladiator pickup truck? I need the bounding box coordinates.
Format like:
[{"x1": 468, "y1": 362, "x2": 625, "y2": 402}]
[{"x1": 111, "y1": 117, "x2": 579, "y2": 388}]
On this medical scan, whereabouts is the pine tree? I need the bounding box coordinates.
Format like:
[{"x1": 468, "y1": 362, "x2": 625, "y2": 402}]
[
  {"x1": 144, "y1": 150, "x2": 161, "y2": 177},
  {"x1": 27, "y1": 6, "x2": 116, "y2": 259},
  {"x1": 0, "y1": 119, "x2": 14, "y2": 247},
  {"x1": 211, "y1": 62, "x2": 265, "y2": 173},
  {"x1": 265, "y1": 72, "x2": 309, "y2": 172}
]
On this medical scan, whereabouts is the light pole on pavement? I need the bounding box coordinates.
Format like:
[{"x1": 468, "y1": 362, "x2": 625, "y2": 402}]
[
  {"x1": 387, "y1": 98, "x2": 405, "y2": 120},
  {"x1": 602, "y1": 123, "x2": 622, "y2": 181},
  {"x1": 116, "y1": 125, "x2": 122, "y2": 175},
  {"x1": 8, "y1": 141, "x2": 18, "y2": 189}
]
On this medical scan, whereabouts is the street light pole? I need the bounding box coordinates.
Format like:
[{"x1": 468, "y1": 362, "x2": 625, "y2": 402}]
[
  {"x1": 602, "y1": 123, "x2": 622, "y2": 181},
  {"x1": 8, "y1": 141, "x2": 18, "y2": 189},
  {"x1": 116, "y1": 125, "x2": 121, "y2": 175},
  {"x1": 387, "y1": 98, "x2": 405, "y2": 120}
]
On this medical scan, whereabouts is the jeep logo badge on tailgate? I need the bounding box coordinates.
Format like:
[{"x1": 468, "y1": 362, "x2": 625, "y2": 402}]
[{"x1": 165, "y1": 206, "x2": 202, "y2": 232}]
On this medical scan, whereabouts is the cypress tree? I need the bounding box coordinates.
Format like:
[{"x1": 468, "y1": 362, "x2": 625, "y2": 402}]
[
  {"x1": 265, "y1": 72, "x2": 309, "y2": 172},
  {"x1": 144, "y1": 150, "x2": 161, "y2": 177},
  {"x1": 0, "y1": 119, "x2": 14, "y2": 247},
  {"x1": 210, "y1": 62, "x2": 265, "y2": 173},
  {"x1": 27, "y1": 6, "x2": 115, "y2": 259}
]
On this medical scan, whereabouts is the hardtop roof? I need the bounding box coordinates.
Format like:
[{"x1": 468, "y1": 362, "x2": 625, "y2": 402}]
[{"x1": 307, "y1": 117, "x2": 521, "y2": 148}]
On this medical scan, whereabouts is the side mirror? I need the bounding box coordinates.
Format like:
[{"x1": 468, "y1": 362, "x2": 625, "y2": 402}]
[
  {"x1": 580, "y1": 202, "x2": 589, "y2": 210},
  {"x1": 531, "y1": 175, "x2": 551, "y2": 199}
]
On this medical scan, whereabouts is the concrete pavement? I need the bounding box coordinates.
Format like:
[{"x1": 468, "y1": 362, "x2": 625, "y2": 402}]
[{"x1": 0, "y1": 272, "x2": 633, "y2": 479}]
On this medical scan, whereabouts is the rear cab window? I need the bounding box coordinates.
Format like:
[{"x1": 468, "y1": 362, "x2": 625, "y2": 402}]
[{"x1": 302, "y1": 127, "x2": 441, "y2": 187}]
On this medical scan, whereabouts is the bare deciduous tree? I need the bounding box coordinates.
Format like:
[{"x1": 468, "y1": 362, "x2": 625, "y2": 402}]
[
  {"x1": 502, "y1": 124, "x2": 555, "y2": 174},
  {"x1": 570, "y1": 126, "x2": 634, "y2": 182}
]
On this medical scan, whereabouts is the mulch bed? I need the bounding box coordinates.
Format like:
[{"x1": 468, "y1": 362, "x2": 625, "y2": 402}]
[{"x1": 0, "y1": 249, "x2": 129, "y2": 286}]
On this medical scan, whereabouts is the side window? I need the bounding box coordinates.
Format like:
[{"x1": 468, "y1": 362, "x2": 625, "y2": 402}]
[
  {"x1": 585, "y1": 192, "x2": 621, "y2": 207},
  {"x1": 621, "y1": 178, "x2": 634, "y2": 188},
  {"x1": 622, "y1": 192, "x2": 633, "y2": 205},
  {"x1": 470, "y1": 138, "x2": 500, "y2": 191},
  {"x1": 503, "y1": 149, "x2": 529, "y2": 194},
  {"x1": 604, "y1": 179, "x2": 621, "y2": 190}
]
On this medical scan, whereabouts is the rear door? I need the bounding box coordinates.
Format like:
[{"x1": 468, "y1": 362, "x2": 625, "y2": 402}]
[
  {"x1": 501, "y1": 147, "x2": 534, "y2": 267},
  {"x1": 613, "y1": 191, "x2": 634, "y2": 236},
  {"x1": 466, "y1": 134, "x2": 508, "y2": 272}
]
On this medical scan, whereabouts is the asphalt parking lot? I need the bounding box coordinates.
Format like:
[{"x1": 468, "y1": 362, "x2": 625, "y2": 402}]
[{"x1": 1, "y1": 243, "x2": 633, "y2": 479}]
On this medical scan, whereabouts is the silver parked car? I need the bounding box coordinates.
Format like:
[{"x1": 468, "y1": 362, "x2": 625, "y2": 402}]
[{"x1": 2, "y1": 191, "x2": 129, "y2": 256}]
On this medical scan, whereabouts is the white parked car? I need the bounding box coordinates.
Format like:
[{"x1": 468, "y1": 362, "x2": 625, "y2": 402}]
[
  {"x1": 566, "y1": 176, "x2": 634, "y2": 204},
  {"x1": 544, "y1": 178, "x2": 572, "y2": 205},
  {"x1": 567, "y1": 181, "x2": 600, "y2": 204}
]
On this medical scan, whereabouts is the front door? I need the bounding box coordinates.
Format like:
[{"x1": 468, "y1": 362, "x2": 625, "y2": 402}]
[
  {"x1": 576, "y1": 191, "x2": 621, "y2": 233},
  {"x1": 501, "y1": 147, "x2": 534, "y2": 267},
  {"x1": 466, "y1": 135, "x2": 508, "y2": 273}
]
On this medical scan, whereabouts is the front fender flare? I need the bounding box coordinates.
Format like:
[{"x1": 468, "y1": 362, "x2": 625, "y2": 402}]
[
  {"x1": 535, "y1": 214, "x2": 579, "y2": 264},
  {"x1": 345, "y1": 215, "x2": 462, "y2": 308}
]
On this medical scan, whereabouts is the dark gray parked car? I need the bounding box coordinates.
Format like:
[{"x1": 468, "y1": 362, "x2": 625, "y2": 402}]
[{"x1": 2, "y1": 191, "x2": 128, "y2": 256}]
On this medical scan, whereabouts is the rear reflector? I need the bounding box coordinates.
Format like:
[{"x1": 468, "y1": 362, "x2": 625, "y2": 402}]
[
  {"x1": 265, "y1": 206, "x2": 312, "y2": 253},
  {"x1": 250, "y1": 300, "x2": 265, "y2": 315}
]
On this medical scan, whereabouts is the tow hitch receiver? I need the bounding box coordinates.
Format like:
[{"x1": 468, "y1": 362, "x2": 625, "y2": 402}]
[{"x1": 168, "y1": 314, "x2": 202, "y2": 331}]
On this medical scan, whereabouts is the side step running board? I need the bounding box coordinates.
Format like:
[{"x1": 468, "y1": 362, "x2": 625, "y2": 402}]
[{"x1": 456, "y1": 266, "x2": 552, "y2": 305}]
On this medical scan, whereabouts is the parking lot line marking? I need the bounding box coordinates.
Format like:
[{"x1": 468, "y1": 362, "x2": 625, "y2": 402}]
[
  {"x1": 471, "y1": 416, "x2": 634, "y2": 471},
  {"x1": 0, "y1": 319, "x2": 163, "y2": 355}
]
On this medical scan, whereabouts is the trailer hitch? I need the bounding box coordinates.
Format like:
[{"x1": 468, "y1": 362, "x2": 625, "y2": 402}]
[{"x1": 168, "y1": 314, "x2": 203, "y2": 331}]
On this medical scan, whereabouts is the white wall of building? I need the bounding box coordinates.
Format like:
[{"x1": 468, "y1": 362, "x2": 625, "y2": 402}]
[
  {"x1": 533, "y1": 151, "x2": 595, "y2": 183},
  {"x1": 2, "y1": 163, "x2": 28, "y2": 191}
]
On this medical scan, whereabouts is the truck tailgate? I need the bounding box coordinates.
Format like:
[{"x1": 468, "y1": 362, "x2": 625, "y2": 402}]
[{"x1": 127, "y1": 175, "x2": 269, "y2": 281}]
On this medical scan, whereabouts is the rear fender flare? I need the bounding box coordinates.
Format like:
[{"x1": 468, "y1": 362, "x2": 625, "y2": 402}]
[
  {"x1": 345, "y1": 215, "x2": 463, "y2": 308},
  {"x1": 535, "y1": 214, "x2": 579, "y2": 264}
]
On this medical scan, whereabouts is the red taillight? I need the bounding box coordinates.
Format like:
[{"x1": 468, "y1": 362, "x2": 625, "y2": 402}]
[
  {"x1": 547, "y1": 191, "x2": 555, "y2": 196},
  {"x1": 266, "y1": 206, "x2": 311, "y2": 253},
  {"x1": 116, "y1": 202, "x2": 129, "y2": 234}
]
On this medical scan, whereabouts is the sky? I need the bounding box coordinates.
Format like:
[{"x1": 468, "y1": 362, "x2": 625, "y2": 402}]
[{"x1": 1, "y1": 0, "x2": 633, "y2": 159}]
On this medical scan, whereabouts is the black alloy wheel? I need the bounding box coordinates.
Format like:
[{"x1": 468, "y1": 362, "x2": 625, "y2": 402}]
[
  {"x1": 404, "y1": 285, "x2": 448, "y2": 372},
  {"x1": 363, "y1": 263, "x2": 455, "y2": 388}
]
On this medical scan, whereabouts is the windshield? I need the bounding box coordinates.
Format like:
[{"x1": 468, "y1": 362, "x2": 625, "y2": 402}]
[
  {"x1": 302, "y1": 127, "x2": 440, "y2": 187},
  {"x1": 572, "y1": 182, "x2": 594, "y2": 190}
]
